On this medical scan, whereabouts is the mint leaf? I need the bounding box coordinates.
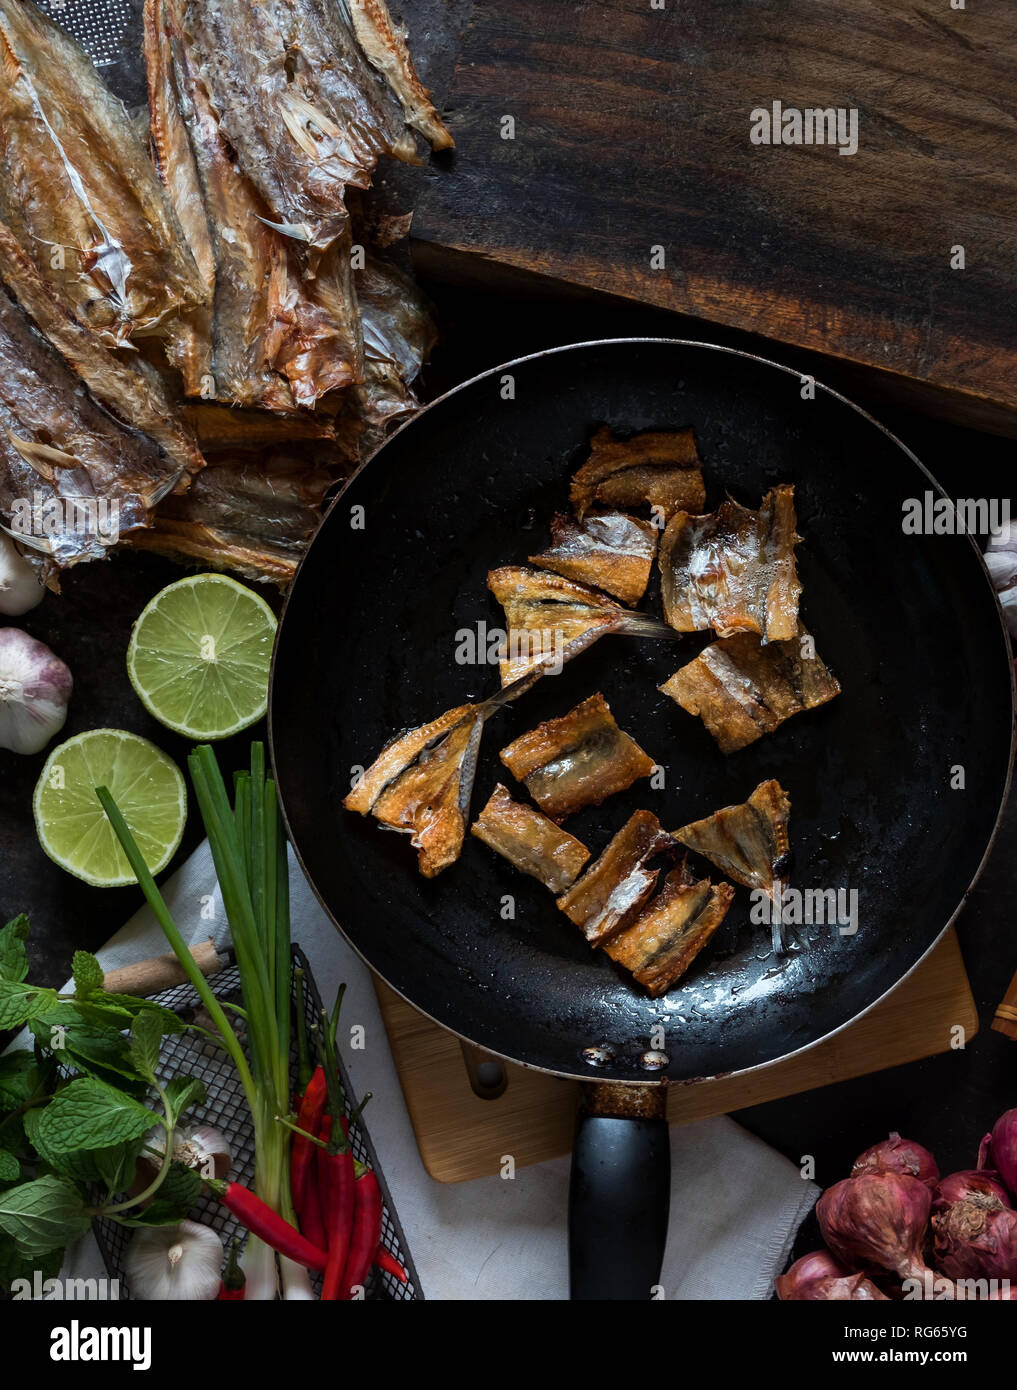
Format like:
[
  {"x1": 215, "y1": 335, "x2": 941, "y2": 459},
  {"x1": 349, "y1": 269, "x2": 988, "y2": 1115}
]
[
  {"x1": 164, "y1": 1076, "x2": 205, "y2": 1125},
  {"x1": 98, "y1": 994, "x2": 187, "y2": 1034},
  {"x1": 24, "y1": 1109, "x2": 103, "y2": 1184},
  {"x1": 68, "y1": 999, "x2": 135, "y2": 1030},
  {"x1": 119, "y1": 1161, "x2": 201, "y2": 1227},
  {"x1": 71, "y1": 951, "x2": 104, "y2": 1000},
  {"x1": 94, "y1": 1137, "x2": 142, "y2": 1196},
  {"x1": 0, "y1": 979, "x2": 57, "y2": 1030},
  {"x1": 0, "y1": 1151, "x2": 18, "y2": 1183},
  {"x1": 0, "y1": 1176, "x2": 90, "y2": 1257},
  {"x1": 29, "y1": 1009, "x2": 147, "y2": 1089},
  {"x1": 0, "y1": 1054, "x2": 37, "y2": 1110},
  {"x1": 0, "y1": 1235, "x2": 63, "y2": 1293},
  {"x1": 0, "y1": 916, "x2": 29, "y2": 984},
  {"x1": 38, "y1": 1077, "x2": 159, "y2": 1154},
  {"x1": 128, "y1": 1011, "x2": 162, "y2": 1082}
]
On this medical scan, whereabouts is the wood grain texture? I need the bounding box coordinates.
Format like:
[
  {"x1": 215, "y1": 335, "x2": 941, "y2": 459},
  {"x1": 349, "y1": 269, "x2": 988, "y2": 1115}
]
[
  {"x1": 404, "y1": 0, "x2": 1017, "y2": 429},
  {"x1": 376, "y1": 928, "x2": 977, "y2": 1182}
]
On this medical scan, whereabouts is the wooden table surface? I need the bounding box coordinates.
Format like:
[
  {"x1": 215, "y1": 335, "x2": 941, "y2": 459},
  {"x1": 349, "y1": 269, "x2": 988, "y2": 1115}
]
[{"x1": 390, "y1": 0, "x2": 1017, "y2": 434}]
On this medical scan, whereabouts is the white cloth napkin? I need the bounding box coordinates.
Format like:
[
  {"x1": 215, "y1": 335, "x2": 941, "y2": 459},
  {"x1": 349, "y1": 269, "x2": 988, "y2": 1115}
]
[{"x1": 52, "y1": 843, "x2": 816, "y2": 1300}]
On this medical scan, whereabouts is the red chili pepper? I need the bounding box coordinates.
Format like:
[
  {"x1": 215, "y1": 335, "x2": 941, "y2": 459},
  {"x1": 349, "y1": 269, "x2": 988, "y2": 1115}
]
[
  {"x1": 373, "y1": 1246, "x2": 408, "y2": 1284},
  {"x1": 319, "y1": 1141, "x2": 356, "y2": 1300},
  {"x1": 291, "y1": 1065, "x2": 328, "y2": 1216},
  {"x1": 218, "y1": 1238, "x2": 246, "y2": 1300},
  {"x1": 339, "y1": 1169, "x2": 383, "y2": 1300},
  {"x1": 207, "y1": 1179, "x2": 327, "y2": 1271}
]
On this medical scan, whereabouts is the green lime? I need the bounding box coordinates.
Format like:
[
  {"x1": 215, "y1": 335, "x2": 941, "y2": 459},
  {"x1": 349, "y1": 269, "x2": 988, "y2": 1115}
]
[
  {"x1": 34, "y1": 729, "x2": 187, "y2": 887},
  {"x1": 126, "y1": 574, "x2": 277, "y2": 739}
]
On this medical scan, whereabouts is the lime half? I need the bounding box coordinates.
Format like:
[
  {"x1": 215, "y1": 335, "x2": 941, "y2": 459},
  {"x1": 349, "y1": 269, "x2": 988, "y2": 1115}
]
[
  {"x1": 127, "y1": 574, "x2": 277, "y2": 740},
  {"x1": 34, "y1": 730, "x2": 187, "y2": 887}
]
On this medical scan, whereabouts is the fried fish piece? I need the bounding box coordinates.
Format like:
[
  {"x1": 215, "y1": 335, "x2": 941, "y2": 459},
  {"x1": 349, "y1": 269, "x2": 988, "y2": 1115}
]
[
  {"x1": 661, "y1": 625, "x2": 841, "y2": 753},
  {"x1": 660, "y1": 485, "x2": 801, "y2": 643},
  {"x1": 675, "y1": 779, "x2": 791, "y2": 902},
  {"x1": 528, "y1": 510, "x2": 658, "y2": 606},
  {"x1": 343, "y1": 675, "x2": 544, "y2": 877},
  {"x1": 604, "y1": 863, "x2": 735, "y2": 996},
  {"x1": 354, "y1": 250, "x2": 435, "y2": 445},
  {"x1": 500, "y1": 693, "x2": 655, "y2": 822},
  {"x1": 0, "y1": 0, "x2": 206, "y2": 347},
  {"x1": 370, "y1": 710, "x2": 486, "y2": 878},
  {"x1": 471, "y1": 783, "x2": 590, "y2": 893},
  {"x1": 557, "y1": 810, "x2": 678, "y2": 945},
  {"x1": 487, "y1": 565, "x2": 672, "y2": 685},
  {"x1": 570, "y1": 426, "x2": 705, "y2": 521},
  {"x1": 343, "y1": 703, "x2": 483, "y2": 877}
]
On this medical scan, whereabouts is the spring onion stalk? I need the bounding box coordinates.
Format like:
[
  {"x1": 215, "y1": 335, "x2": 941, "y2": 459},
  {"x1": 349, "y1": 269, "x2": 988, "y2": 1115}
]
[{"x1": 97, "y1": 742, "x2": 295, "y2": 1301}]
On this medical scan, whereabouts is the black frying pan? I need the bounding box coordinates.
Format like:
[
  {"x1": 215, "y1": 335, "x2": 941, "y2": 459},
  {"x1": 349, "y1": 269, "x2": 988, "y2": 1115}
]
[{"x1": 270, "y1": 340, "x2": 1014, "y2": 1299}]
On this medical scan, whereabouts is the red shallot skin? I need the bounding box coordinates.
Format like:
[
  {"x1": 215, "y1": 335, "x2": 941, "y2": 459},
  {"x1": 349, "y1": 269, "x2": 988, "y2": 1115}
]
[
  {"x1": 775, "y1": 1249, "x2": 851, "y2": 1299},
  {"x1": 785, "y1": 1274, "x2": 889, "y2": 1301},
  {"x1": 817, "y1": 1173, "x2": 933, "y2": 1281},
  {"x1": 934, "y1": 1170, "x2": 1011, "y2": 1213},
  {"x1": 932, "y1": 1198, "x2": 1017, "y2": 1281},
  {"x1": 851, "y1": 1132, "x2": 939, "y2": 1190},
  {"x1": 990, "y1": 1110, "x2": 1017, "y2": 1198}
]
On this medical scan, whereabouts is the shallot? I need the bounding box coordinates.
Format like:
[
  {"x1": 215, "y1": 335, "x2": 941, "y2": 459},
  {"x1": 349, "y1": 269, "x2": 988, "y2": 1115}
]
[
  {"x1": 989, "y1": 1110, "x2": 1017, "y2": 1198},
  {"x1": 817, "y1": 1173, "x2": 942, "y2": 1287},
  {"x1": 933, "y1": 1197, "x2": 1017, "y2": 1281},
  {"x1": 782, "y1": 1273, "x2": 889, "y2": 1301},
  {"x1": 934, "y1": 1170, "x2": 1011, "y2": 1211},
  {"x1": 851, "y1": 1132, "x2": 939, "y2": 1190},
  {"x1": 775, "y1": 1249, "x2": 850, "y2": 1299}
]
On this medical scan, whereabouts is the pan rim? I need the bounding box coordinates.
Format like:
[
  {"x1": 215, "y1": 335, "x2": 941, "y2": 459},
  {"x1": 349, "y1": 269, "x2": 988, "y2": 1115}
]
[{"x1": 269, "y1": 336, "x2": 1016, "y2": 1086}]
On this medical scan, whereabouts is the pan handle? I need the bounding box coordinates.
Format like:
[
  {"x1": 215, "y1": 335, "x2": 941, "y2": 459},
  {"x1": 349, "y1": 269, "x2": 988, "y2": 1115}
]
[{"x1": 568, "y1": 1081, "x2": 670, "y2": 1300}]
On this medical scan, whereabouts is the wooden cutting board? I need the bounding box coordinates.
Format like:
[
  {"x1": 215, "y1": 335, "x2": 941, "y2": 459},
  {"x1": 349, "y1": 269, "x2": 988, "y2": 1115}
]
[
  {"x1": 400, "y1": 0, "x2": 1017, "y2": 434},
  {"x1": 376, "y1": 928, "x2": 976, "y2": 1183}
]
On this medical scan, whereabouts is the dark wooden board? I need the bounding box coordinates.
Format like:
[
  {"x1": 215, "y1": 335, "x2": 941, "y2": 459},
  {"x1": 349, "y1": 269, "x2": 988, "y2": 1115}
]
[{"x1": 394, "y1": 0, "x2": 1017, "y2": 433}]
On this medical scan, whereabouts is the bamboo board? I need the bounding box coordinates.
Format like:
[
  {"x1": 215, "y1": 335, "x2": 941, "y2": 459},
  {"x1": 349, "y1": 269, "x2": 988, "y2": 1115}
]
[{"x1": 376, "y1": 929, "x2": 977, "y2": 1182}]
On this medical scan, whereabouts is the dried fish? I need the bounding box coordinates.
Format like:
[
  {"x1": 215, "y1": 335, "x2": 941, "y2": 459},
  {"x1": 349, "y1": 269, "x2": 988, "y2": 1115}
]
[
  {"x1": 354, "y1": 251, "x2": 435, "y2": 445},
  {"x1": 0, "y1": 0, "x2": 206, "y2": 347},
  {"x1": 179, "y1": 403, "x2": 335, "y2": 451},
  {"x1": 471, "y1": 783, "x2": 590, "y2": 893},
  {"x1": 499, "y1": 692, "x2": 655, "y2": 822},
  {"x1": 0, "y1": 219, "x2": 203, "y2": 485},
  {"x1": 557, "y1": 809, "x2": 678, "y2": 946},
  {"x1": 660, "y1": 484, "x2": 802, "y2": 642},
  {"x1": 122, "y1": 450, "x2": 333, "y2": 585},
  {"x1": 661, "y1": 624, "x2": 841, "y2": 753},
  {"x1": 571, "y1": 425, "x2": 705, "y2": 520},
  {"x1": 675, "y1": 779, "x2": 792, "y2": 903},
  {"x1": 0, "y1": 284, "x2": 178, "y2": 573},
  {"x1": 181, "y1": 0, "x2": 447, "y2": 259},
  {"x1": 529, "y1": 510, "x2": 658, "y2": 606},
  {"x1": 348, "y1": 0, "x2": 454, "y2": 151},
  {"x1": 146, "y1": 0, "x2": 362, "y2": 409},
  {"x1": 487, "y1": 565, "x2": 674, "y2": 685},
  {"x1": 604, "y1": 863, "x2": 734, "y2": 997}
]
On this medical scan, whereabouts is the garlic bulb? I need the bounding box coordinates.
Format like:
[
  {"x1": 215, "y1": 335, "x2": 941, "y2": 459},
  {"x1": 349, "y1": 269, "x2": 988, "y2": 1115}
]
[
  {"x1": 125, "y1": 1220, "x2": 224, "y2": 1301},
  {"x1": 0, "y1": 533, "x2": 44, "y2": 616},
  {"x1": 174, "y1": 1124, "x2": 232, "y2": 1181},
  {"x1": 0, "y1": 628, "x2": 72, "y2": 754}
]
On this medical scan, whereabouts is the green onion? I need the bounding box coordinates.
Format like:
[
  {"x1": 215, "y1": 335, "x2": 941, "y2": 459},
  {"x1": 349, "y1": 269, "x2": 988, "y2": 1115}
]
[{"x1": 97, "y1": 741, "x2": 296, "y2": 1299}]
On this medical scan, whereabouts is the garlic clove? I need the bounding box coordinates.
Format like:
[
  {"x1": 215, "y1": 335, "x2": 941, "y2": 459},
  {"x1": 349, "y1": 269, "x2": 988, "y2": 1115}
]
[
  {"x1": 0, "y1": 532, "x2": 45, "y2": 616},
  {"x1": 125, "y1": 1220, "x2": 224, "y2": 1301},
  {"x1": 0, "y1": 628, "x2": 72, "y2": 755}
]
